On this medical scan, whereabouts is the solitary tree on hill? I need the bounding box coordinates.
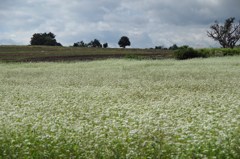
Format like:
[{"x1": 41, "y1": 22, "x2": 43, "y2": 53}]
[
  {"x1": 207, "y1": 17, "x2": 240, "y2": 48},
  {"x1": 103, "y1": 43, "x2": 108, "y2": 48},
  {"x1": 118, "y1": 36, "x2": 131, "y2": 48}
]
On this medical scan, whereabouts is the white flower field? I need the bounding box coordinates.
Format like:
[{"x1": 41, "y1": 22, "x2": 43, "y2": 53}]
[{"x1": 0, "y1": 57, "x2": 240, "y2": 158}]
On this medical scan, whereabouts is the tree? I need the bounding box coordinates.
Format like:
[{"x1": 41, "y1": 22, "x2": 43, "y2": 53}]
[
  {"x1": 118, "y1": 36, "x2": 131, "y2": 48},
  {"x1": 30, "y1": 32, "x2": 62, "y2": 46},
  {"x1": 88, "y1": 39, "x2": 102, "y2": 48},
  {"x1": 169, "y1": 44, "x2": 178, "y2": 50},
  {"x1": 207, "y1": 17, "x2": 240, "y2": 48},
  {"x1": 73, "y1": 41, "x2": 87, "y2": 47},
  {"x1": 155, "y1": 46, "x2": 163, "y2": 49},
  {"x1": 103, "y1": 43, "x2": 108, "y2": 48}
]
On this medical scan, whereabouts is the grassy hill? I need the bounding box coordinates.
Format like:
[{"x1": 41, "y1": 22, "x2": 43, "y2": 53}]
[{"x1": 0, "y1": 45, "x2": 174, "y2": 62}]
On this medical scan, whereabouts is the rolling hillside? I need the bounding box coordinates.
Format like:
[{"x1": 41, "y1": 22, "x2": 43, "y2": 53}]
[{"x1": 0, "y1": 45, "x2": 174, "y2": 62}]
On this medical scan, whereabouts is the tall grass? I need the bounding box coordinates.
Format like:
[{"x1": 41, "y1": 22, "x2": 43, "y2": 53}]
[{"x1": 0, "y1": 57, "x2": 240, "y2": 158}]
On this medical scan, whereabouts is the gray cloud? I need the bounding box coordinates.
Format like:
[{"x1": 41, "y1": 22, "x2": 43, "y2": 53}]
[{"x1": 0, "y1": 0, "x2": 239, "y2": 48}]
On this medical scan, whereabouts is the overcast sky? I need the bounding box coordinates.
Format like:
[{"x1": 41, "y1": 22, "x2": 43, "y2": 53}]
[{"x1": 0, "y1": 0, "x2": 240, "y2": 48}]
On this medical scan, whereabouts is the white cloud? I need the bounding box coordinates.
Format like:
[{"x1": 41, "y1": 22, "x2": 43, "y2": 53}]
[{"x1": 0, "y1": 0, "x2": 239, "y2": 47}]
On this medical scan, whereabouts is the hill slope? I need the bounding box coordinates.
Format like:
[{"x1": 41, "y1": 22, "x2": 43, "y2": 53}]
[{"x1": 0, "y1": 45, "x2": 173, "y2": 62}]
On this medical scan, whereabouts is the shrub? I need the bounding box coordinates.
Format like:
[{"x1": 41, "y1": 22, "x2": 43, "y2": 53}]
[
  {"x1": 197, "y1": 49, "x2": 211, "y2": 57},
  {"x1": 174, "y1": 46, "x2": 207, "y2": 60},
  {"x1": 222, "y1": 48, "x2": 240, "y2": 56},
  {"x1": 196, "y1": 48, "x2": 240, "y2": 57}
]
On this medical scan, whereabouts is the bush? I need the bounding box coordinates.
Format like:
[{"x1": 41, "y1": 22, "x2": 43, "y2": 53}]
[
  {"x1": 196, "y1": 48, "x2": 240, "y2": 57},
  {"x1": 174, "y1": 46, "x2": 207, "y2": 60},
  {"x1": 222, "y1": 48, "x2": 240, "y2": 56}
]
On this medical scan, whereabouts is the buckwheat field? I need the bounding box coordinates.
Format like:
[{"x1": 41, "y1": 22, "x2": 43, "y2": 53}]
[{"x1": 0, "y1": 57, "x2": 239, "y2": 158}]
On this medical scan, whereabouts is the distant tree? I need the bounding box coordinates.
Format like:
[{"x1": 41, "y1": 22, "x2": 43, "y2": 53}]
[
  {"x1": 155, "y1": 46, "x2": 163, "y2": 49},
  {"x1": 30, "y1": 32, "x2": 62, "y2": 46},
  {"x1": 169, "y1": 44, "x2": 178, "y2": 50},
  {"x1": 178, "y1": 45, "x2": 189, "y2": 49},
  {"x1": 88, "y1": 39, "x2": 102, "y2": 48},
  {"x1": 118, "y1": 36, "x2": 131, "y2": 48},
  {"x1": 73, "y1": 41, "x2": 87, "y2": 47},
  {"x1": 103, "y1": 43, "x2": 108, "y2": 48},
  {"x1": 207, "y1": 17, "x2": 240, "y2": 48},
  {"x1": 155, "y1": 45, "x2": 168, "y2": 50}
]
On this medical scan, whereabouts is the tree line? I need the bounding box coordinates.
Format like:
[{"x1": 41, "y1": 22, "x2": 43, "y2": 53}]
[
  {"x1": 30, "y1": 34, "x2": 131, "y2": 48},
  {"x1": 30, "y1": 17, "x2": 240, "y2": 49}
]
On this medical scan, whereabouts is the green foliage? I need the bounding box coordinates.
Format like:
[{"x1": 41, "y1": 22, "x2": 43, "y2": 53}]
[
  {"x1": 197, "y1": 48, "x2": 240, "y2": 57},
  {"x1": 174, "y1": 46, "x2": 206, "y2": 60},
  {"x1": 30, "y1": 32, "x2": 62, "y2": 46}
]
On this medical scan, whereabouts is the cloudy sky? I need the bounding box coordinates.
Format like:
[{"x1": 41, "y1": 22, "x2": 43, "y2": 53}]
[{"x1": 0, "y1": 0, "x2": 240, "y2": 48}]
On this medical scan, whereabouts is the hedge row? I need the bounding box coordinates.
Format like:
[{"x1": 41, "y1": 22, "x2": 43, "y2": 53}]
[{"x1": 174, "y1": 47, "x2": 240, "y2": 60}]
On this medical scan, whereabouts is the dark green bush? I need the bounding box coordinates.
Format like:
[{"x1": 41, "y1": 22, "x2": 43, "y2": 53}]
[{"x1": 174, "y1": 46, "x2": 207, "y2": 60}]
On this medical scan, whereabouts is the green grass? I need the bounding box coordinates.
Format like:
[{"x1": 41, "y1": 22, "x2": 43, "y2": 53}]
[
  {"x1": 0, "y1": 45, "x2": 173, "y2": 62},
  {"x1": 0, "y1": 57, "x2": 240, "y2": 158}
]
